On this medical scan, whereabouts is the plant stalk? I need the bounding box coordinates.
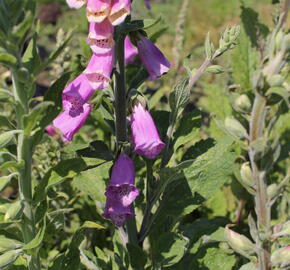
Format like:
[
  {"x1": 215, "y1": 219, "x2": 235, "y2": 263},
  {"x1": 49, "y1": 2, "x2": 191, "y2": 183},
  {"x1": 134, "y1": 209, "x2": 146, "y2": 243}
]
[
  {"x1": 249, "y1": 92, "x2": 270, "y2": 270},
  {"x1": 114, "y1": 32, "x2": 138, "y2": 246},
  {"x1": 12, "y1": 72, "x2": 41, "y2": 270}
]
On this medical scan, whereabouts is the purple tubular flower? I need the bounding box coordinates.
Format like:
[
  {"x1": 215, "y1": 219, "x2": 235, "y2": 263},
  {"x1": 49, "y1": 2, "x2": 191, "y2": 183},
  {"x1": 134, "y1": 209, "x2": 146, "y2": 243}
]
[
  {"x1": 87, "y1": 19, "x2": 115, "y2": 54},
  {"x1": 103, "y1": 196, "x2": 134, "y2": 227},
  {"x1": 53, "y1": 103, "x2": 92, "y2": 142},
  {"x1": 105, "y1": 153, "x2": 139, "y2": 207},
  {"x1": 136, "y1": 35, "x2": 170, "y2": 80},
  {"x1": 125, "y1": 36, "x2": 138, "y2": 65},
  {"x1": 66, "y1": 0, "x2": 86, "y2": 9},
  {"x1": 109, "y1": 0, "x2": 131, "y2": 26},
  {"x1": 87, "y1": 0, "x2": 111, "y2": 23},
  {"x1": 144, "y1": 0, "x2": 151, "y2": 9},
  {"x1": 131, "y1": 103, "x2": 165, "y2": 159},
  {"x1": 52, "y1": 74, "x2": 95, "y2": 141},
  {"x1": 83, "y1": 52, "x2": 114, "y2": 90}
]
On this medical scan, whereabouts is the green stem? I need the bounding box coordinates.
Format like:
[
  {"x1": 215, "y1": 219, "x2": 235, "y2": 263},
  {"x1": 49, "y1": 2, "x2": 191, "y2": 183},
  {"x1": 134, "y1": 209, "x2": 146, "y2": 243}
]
[
  {"x1": 249, "y1": 92, "x2": 270, "y2": 270},
  {"x1": 114, "y1": 32, "x2": 138, "y2": 245},
  {"x1": 12, "y1": 71, "x2": 40, "y2": 270}
]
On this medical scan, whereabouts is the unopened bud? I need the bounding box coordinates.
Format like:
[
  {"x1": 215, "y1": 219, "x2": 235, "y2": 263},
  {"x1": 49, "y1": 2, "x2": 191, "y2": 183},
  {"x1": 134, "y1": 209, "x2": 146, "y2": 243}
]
[
  {"x1": 267, "y1": 74, "x2": 284, "y2": 87},
  {"x1": 274, "y1": 221, "x2": 290, "y2": 238},
  {"x1": 17, "y1": 67, "x2": 30, "y2": 83},
  {"x1": 224, "y1": 227, "x2": 255, "y2": 254},
  {"x1": 225, "y1": 117, "x2": 248, "y2": 138},
  {"x1": 275, "y1": 30, "x2": 284, "y2": 51},
  {"x1": 271, "y1": 246, "x2": 290, "y2": 266},
  {"x1": 240, "y1": 162, "x2": 254, "y2": 187},
  {"x1": 267, "y1": 183, "x2": 278, "y2": 199},
  {"x1": 0, "y1": 249, "x2": 22, "y2": 268},
  {"x1": 206, "y1": 65, "x2": 225, "y2": 74},
  {"x1": 0, "y1": 238, "x2": 23, "y2": 253},
  {"x1": 234, "y1": 94, "x2": 251, "y2": 113},
  {"x1": 4, "y1": 200, "x2": 24, "y2": 221}
]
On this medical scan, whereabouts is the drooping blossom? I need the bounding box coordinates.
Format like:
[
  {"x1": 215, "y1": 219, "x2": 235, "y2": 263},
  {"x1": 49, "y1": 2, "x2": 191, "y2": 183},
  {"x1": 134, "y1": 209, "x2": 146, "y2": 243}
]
[
  {"x1": 87, "y1": 0, "x2": 111, "y2": 23},
  {"x1": 131, "y1": 103, "x2": 165, "y2": 159},
  {"x1": 83, "y1": 51, "x2": 114, "y2": 90},
  {"x1": 53, "y1": 74, "x2": 95, "y2": 141},
  {"x1": 53, "y1": 103, "x2": 92, "y2": 142},
  {"x1": 109, "y1": 0, "x2": 131, "y2": 26},
  {"x1": 105, "y1": 153, "x2": 139, "y2": 207},
  {"x1": 87, "y1": 19, "x2": 115, "y2": 54},
  {"x1": 125, "y1": 36, "x2": 138, "y2": 65},
  {"x1": 144, "y1": 0, "x2": 151, "y2": 9},
  {"x1": 66, "y1": 0, "x2": 86, "y2": 9},
  {"x1": 45, "y1": 125, "x2": 57, "y2": 136},
  {"x1": 136, "y1": 34, "x2": 170, "y2": 80},
  {"x1": 103, "y1": 196, "x2": 134, "y2": 227}
]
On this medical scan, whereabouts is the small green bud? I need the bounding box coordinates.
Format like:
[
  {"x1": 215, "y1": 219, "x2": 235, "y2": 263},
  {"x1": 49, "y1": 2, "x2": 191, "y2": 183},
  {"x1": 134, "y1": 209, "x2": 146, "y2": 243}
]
[
  {"x1": 17, "y1": 67, "x2": 30, "y2": 83},
  {"x1": 0, "y1": 238, "x2": 23, "y2": 253},
  {"x1": 0, "y1": 249, "x2": 22, "y2": 269},
  {"x1": 275, "y1": 30, "x2": 284, "y2": 51},
  {"x1": 225, "y1": 117, "x2": 248, "y2": 138},
  {"x1": 4, "y1": 200, "x2": 24, "y2": 221},
  {"x1": 271, "y1": 246, "x2": 290, "y2": 266},
  {"x1": 267, "y1": 74, "x2": 284, "y2": 87},
  {"x1": 240, "y1": 162, "x2": 254, "y2": 187},
  {"x1": 234, "y1": 94, "x2": 252, "y2": 113},
  {"x1": 267, "y1": 183, "x2": 278, "y2": 199},
  {"x1": 224, "y1": 226, "x2": 255, "y2": 254},
  {"x1": 206, "y1": 65, "x2": 225, "y2": 74}
]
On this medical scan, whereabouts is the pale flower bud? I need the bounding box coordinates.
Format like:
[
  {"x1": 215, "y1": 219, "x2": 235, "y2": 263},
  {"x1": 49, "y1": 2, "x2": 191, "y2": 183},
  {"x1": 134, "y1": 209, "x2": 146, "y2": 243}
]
[
  {"x1": 234, "y1": 94, "x2": 251, "y2": 113},
  {"x1": 267, "y1": 183, "x2": 278, "y2": 199},
  {"x1": 271, "y1": 246, "x2": 290, "y2": 266},
  {"x1": 224, "y1": 226, "x2": 255, "y2": 254},
  {"x1": 225, "y1": 117, "x2": 248, "y2": 138},
  {"x1": 240, "y1": 162, "x2": 254, "y2": 187}
]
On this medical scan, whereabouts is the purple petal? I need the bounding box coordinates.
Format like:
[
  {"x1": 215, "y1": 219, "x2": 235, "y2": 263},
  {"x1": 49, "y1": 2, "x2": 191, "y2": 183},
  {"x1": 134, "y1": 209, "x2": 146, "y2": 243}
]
[
  {"x1": 109, "y1": 0, "x2": 131, "y2": 26},
  {"x1": 125, "y1": 36, "x2": 138, "y2": 65}
]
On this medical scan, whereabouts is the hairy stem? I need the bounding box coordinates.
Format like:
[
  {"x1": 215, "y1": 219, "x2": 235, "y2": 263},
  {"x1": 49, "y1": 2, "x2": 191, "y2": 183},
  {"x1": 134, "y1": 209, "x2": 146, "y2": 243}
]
[
  {"x1": 114, "y1": 32, "x2": 138, "y2": 246},
  {"x1": 249, "y1": 92, "x2": 270, "y2": 270},
  {"x1": 12, "y1": 71, "x2": 40, "y2": 270}
]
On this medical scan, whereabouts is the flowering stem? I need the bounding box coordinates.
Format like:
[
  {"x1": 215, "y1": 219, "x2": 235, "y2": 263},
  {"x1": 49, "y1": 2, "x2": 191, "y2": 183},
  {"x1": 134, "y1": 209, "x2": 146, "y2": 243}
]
[
  {"x1": 249, "y1": 92, "x2": 270, "y2": 270},
  {"x1": 12, "y1": 71, "x2": 41, "y2": 270},
  {"x1": 114, "y1": 31, "x2": 138, "y2": 245}
]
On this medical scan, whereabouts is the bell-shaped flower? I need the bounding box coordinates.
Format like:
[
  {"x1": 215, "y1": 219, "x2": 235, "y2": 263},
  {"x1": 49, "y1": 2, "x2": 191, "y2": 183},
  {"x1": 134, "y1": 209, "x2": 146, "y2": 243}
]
[
  {"x1": 87, "y1": 19, "x2": 115, "y2": 54},
  {"x1": 53, "y1": 74, "x2": 95, "y2": 141},
  {"x1": 130, "y1": 103, "x2": 165, "y2": 159},
  {"x1": 144, "y1": 0, "x2": 151, "y2": 9},
  {"x1": 83, "y1": 52, "x2": 114, "y2": 90},
  {"x1": 109, "y1": 0, "x2": 131, "y2": 26},
  {"x1": 87, "y1": 0, "x2": 111, "y2": 23},
  {"x1": 53, "y1": 103, "x2": 92, "y2": 142},
  {"x1": 136, "y1": 35, "x2": 170, "y2": 80},
  {"x1": 125, "y1": 36, "x2": 138, "y2": 65},
  {"x1": 66, "y1": 0, "x2": 86, "y2": 9},
  {"x1": 105, "y1": 153, "x2": 139, "y2": 207},
  {"x1": 103, "y1": 196, "x2": 134, "y2": 227}
]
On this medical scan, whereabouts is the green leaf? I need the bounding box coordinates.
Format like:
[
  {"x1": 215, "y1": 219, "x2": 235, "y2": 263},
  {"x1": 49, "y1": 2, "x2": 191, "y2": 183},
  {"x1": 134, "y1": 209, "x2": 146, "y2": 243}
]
[
  {"x1": 239, "y1": 262, "x2": 257, "y2": 270},
  {"x1": 0, "y1": 116, "x2": 13, "y2": 129},
  {"x1": 4, "y1": 200, "x2": 24, "y2": 221},
  {"x1": 119, "y1": 17, "x2": 161, "y2": 33},
  {"x1": 22, "y1": 33, "x2": 41, "y2": 74},
  {"x1": 266, "y1": 87, "x2": 290, "y2": 108},
  {"x1": 127, "y1": 243, "x2": 147, "y2": 270},
  {"x1": 0, "y1": 53, "x2": 17, "y2": 66},
  {"x1": 0, "y1": 130, "x2": 21, "y2": 149},
  {"x1": 0, "y1": 174, "x2": 17, "y2": 192},
  {"x1": 12, "y1": 11, "x2": 33, "y2": 39},
  {"x1": 169, "y1": 78, "x2": 190, "y2": 118},
  {"x1": 173, "y1": 110, "x2": 201, "y2": 151},
  {"x1": 34, "y1": 158, "x2": 87, "y2": 204},
  {"x1": 0, "y1": 237, "x2": 23, "y2": 253},
  {"x1": 23, "y1": 219, "x2": 46, "y2": 250},
  {"x1": 190, "y1": 247, "x2": 236, "y2": 269},
  {"x1": 23, "y1": 102, "x2": 54, "y2": 136},
  {"x1": 76, "y1": 140, "x2": 114, "y2": 161},
  {"x1": 0, "y1": 88, "x2": 13, "y2": 101},
  {"x1": 72, "y1": 162, "x2": 112, "y2": 202},
  {"x1": 154, "y1": 232, "x2": 189, "y2": 267},
  {"x1": 154, "y1": 137, "x2": 235, "y2": 228}
]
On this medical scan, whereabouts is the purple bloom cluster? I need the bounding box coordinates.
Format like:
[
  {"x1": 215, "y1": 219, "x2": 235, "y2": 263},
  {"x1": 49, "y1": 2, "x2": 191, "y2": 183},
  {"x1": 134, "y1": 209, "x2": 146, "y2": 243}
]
[{"x1": 51, "y1": 0, "x2": 170, "y2": 226}]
